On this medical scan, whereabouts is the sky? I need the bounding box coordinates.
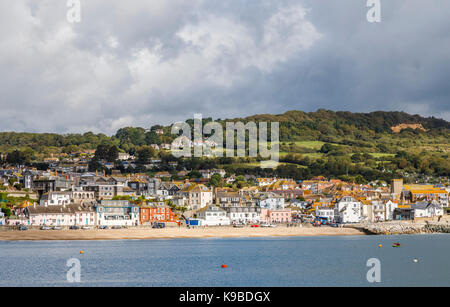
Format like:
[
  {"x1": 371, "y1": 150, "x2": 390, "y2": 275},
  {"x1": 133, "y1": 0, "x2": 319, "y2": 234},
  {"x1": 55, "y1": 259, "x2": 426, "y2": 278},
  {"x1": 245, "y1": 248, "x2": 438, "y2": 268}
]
[{"x1": 1, "y1": 0, "x2": 449, "y2": 135}]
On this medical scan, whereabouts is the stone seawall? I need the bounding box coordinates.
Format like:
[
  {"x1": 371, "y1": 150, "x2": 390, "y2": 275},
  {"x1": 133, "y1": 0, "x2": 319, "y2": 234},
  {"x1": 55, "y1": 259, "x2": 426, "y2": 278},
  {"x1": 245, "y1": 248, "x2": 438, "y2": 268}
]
[
  {"x1": 351, "y1": 222, "x2": 450, "y2": 235},
  {"x1": 424, "y1": 224, "x2": 450, "y2": 234}
]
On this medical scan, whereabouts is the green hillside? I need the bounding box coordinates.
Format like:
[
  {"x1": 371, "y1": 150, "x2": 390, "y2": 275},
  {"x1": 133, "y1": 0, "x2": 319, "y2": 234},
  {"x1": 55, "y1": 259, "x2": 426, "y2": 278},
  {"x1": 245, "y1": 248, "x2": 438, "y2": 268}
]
[{"x1": 0, "y1": 110, "x2": 449, "y2": 183}]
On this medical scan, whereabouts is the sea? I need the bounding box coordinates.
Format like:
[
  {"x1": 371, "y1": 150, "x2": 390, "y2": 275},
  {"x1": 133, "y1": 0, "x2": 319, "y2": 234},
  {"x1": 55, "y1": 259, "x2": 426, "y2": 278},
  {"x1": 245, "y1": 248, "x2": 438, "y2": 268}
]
[{"x1": 0, "y1": 234, "x2": 449, "y2": 287}]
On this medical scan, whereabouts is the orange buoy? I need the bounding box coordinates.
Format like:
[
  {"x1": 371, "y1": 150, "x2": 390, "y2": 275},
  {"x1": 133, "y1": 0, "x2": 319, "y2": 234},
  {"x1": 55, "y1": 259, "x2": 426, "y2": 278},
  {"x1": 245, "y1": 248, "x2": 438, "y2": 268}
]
[
  {"x1": 378, "y1": 244, "x2": 382, "y2": 248},
  {"x1": 80, "y1": 250, "x2": 84, "y2": 254},
  {"x1": 221, "y1": 264, "x2": 227, "y2": 268}
]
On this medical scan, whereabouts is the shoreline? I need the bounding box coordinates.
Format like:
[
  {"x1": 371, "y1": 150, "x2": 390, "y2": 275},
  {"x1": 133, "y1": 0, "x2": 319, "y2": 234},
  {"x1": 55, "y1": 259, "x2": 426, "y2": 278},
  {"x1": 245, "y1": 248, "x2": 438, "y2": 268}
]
[{"x1": 0, "y1": 226, "x2": 366, "y2": 241}]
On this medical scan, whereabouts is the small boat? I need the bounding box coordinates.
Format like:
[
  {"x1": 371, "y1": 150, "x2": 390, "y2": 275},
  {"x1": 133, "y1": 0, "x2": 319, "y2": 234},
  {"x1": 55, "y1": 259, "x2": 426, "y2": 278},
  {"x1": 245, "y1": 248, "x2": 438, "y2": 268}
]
[{"x1": 392, "y1": 242, "x2": 401, "y2": 248}]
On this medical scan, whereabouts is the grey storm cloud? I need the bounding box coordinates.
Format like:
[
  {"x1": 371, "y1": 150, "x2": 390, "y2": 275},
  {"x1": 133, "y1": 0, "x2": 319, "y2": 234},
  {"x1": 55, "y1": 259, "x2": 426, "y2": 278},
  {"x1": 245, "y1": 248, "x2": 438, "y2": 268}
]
[{"x1": 0, "y1": 0, "x2": 449, "y2": 135}]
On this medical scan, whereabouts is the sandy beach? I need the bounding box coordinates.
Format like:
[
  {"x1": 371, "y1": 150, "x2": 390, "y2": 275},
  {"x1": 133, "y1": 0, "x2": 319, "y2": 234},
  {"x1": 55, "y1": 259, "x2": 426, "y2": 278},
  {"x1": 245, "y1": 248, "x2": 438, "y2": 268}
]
[{"x1": 0, "y1": 226, "x2": 366, "y2": 241}]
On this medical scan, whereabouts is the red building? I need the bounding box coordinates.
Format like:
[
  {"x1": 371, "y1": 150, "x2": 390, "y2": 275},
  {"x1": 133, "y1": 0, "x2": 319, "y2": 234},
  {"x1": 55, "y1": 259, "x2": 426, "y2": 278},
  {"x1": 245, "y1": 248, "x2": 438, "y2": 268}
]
[{"x1": 140, "y1": 204, "x2": 177, "y2": 224}]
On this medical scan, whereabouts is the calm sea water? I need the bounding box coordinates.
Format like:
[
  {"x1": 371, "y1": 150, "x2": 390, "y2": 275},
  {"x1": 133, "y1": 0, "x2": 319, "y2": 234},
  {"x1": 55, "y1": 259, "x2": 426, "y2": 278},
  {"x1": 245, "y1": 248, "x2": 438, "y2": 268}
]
[{"x1": 0, "y1": 234, "x2": 449, "y2": 287}]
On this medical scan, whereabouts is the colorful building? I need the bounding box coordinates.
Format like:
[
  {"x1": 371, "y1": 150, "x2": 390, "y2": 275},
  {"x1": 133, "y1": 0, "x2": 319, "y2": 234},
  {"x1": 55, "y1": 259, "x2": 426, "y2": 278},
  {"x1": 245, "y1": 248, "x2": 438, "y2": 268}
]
[{"x1": 140, "y1": 203, "x2": 177, "y2": 224}]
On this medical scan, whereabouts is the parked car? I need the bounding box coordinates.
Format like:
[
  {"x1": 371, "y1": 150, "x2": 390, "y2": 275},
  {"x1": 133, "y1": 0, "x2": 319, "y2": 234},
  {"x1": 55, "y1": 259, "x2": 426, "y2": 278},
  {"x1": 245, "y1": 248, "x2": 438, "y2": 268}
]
[
  {"x1": 261, "y1": 223, "x2": 276, "y2": 227},
  {"x1": 40, "y1": 226, "x2": 51, "y2": 230},
  {"x1": 52, "y1": 226, "x2": 62, "y2": 230},
  {"x1": 111, "y1": 225, "x2": 122, "y2": 229},
  {"x1": 233, "y1": 223, "x2": 244, "y2": 228},
  {"x1": 81, "y1": 226, "x2": 91, "y2": 230},
  {"x1": 152, "y1": 222, "x2": 165, "y2": 229},
  {"x1": 99, "y1": 225, "x2": 108, "y2": 229},
  {"x1": 69, "y1": 225, "x2": 80, "y2": 230},
  {"x1": 251, "y1": 224, "x2": 260, "y2": 228},
  {"x1": 19, "y1": 225, "x2": 28, "y2": 231}
]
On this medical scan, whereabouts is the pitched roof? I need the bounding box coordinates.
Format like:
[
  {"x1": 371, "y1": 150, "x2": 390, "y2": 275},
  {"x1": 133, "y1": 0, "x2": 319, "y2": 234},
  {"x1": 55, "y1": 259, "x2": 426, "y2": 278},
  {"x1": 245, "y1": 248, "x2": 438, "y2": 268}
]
[{"x1": 27, "y1": 203, "x2": 95, "y2": 214}]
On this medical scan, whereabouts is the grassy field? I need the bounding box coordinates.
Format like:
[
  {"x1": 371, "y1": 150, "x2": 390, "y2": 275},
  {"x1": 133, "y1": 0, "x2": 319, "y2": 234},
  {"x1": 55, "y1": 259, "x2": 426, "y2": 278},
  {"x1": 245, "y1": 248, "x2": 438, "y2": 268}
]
[
  {"x1": 368, "y1": 153, "x2": 396, "y2": 158},
  {"x1": 291, "y1": 141, "x2": 326, "y2": 150},
  {"x1": 219, "y1": 161, "x2": 307, "y2": 169}
]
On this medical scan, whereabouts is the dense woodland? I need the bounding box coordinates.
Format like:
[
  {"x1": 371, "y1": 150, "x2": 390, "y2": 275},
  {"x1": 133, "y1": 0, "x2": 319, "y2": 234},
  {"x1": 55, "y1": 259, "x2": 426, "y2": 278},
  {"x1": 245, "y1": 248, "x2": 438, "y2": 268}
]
[{"x1": 1, "y1": 110, "x2": 449, "y2": 183}]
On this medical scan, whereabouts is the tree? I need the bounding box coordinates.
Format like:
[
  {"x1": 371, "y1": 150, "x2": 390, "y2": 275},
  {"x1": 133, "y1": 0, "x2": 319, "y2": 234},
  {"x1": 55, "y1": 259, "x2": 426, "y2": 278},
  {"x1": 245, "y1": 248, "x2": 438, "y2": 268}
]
[
  {"x1": 351, "y1": 153, "x2": 363, "y2": 163},
  {"x1": 188, "y1": 170, "x2": 201, "y2": 179},
  {"x1": 398, "y1": 158, "x2": 408, "y2": 169},
  {"x1": 115, "y1": 127, "x2": 146, "y2": 146},
  {"x1": 1, "y1": 204, "x2": 11, "y2": 217},
  {"x1": 145, "y1": 130, "x2": 161, "y2": 145},
  {"x1": 107, "y1": 146, "x2": 119, "y2": 162},
  {"x1": 8, "y1": 178, "x2": 17, "y2": 186},
  {"x1": 88, "y1": 158, "x2": 102, "y2": 172},
  {"x1": 354, "y1": 175, "x2": 367, "y2": 184},
  {"x1": 6, "y1": 150, "x2": 30, "y2": 164},
  {"x1": 210, "y1": 173, "x2": 223, "y2": 187},
  {"x1": 320, "y1": 143, "x2": 339, "y2": 154},
  {"x1": 94, "y1": 144, "x2": 118, "y2": 162},
  {"x1": 136, "y1": 146, "x2": 155, "y2": 164},
  {"x1": 234, "y1": 175, "x2": 247, "y2": 188}
]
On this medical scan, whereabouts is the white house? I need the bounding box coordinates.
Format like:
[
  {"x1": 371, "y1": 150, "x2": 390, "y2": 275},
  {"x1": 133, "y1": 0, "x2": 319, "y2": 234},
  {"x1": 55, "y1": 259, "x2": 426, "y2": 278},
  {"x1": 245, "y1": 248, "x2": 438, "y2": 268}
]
[
  {"x1": 0, "y1": 211, "x2": 5, "y2": 225},
  {"x1": 412, "y1": 201, "x2": 444, "y2": 218},
  {"x1": 363, "y1": 200, "x2": 399, "y2": 222},
  {"x1": 315, "y1": 206, "x2": 336, "y2": 223},
  {"x1": 336, "y1": 196, "x2": 363, "y2": 223},
  {"x1": 385, "y1": 200, "x2": 399, "y2": 221},
  {"x1": 118, "y1": 152, "x2": 131, "y2": 160},
  {"x1": 25, "y1": 203, "x2": 96, "y2": 226},
  {"x1": 199, "y1": 169, "x2": 225, "y2": 179},
  {"x1": 39, "y1": 191, "x2": 71, "y2": 206},
  {"x1": 258, "y1": 192, "x2": 285, "y2": 210},
  {"x1": 256, "y1": 177, "x2": 277, "y2": 187},
  {"x1": 178, "y1": 184, "x2": 213, "y2": 210},
  {"x1": 224, "y1": 207, "x2": 261, "y2": 224},
  {"x1": 196, "y1": 205, "x2": 231, "y2": 226},
  {"x1": 96, "y1": 200, "x2": 140, "y2": 227}
]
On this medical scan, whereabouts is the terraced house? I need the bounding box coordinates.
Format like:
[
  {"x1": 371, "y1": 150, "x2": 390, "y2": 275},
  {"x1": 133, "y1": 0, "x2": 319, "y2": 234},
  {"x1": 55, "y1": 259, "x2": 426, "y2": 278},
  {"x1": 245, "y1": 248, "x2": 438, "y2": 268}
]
[
  {"x1": 140, "y1": 203, "x2": 177, "y2": 224},
  {"x1": 83, "y1": 177, "x2": 125, "y2": 200},
  {"x1": 24, "y1": 203, "x2": 96, "y2": 226},
  {"x1": 96, "y1": 200, "x2": 139, "y2": 227},
  {"x1": 178, "y1": 184, "x2": 212, "y2": 210}
]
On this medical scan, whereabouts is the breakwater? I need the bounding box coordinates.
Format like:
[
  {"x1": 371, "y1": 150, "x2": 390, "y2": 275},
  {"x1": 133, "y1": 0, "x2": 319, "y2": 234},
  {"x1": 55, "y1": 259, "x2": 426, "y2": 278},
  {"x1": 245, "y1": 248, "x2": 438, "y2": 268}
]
[{"x1": 354, "y1": 222, "x2": 450, "y2": 235}]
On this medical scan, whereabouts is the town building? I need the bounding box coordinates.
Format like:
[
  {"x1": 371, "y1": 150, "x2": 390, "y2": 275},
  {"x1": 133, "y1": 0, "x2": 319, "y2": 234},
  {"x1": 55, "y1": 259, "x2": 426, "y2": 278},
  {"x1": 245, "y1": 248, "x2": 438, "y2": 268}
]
[
  {"x1": 335, "y1": 196, "x2": 363, "y2": 223},
  {"x1": 257, "y1": 192, "x2": 285, "y2": 210},
  {"x1": 315, "y1": 206, "x2": 336, "y2": 223},
  {"x1": 39, "y1": 191, "x2": 71, "y2": 206},
  {"x1": 178, "y1": 184, "x2": 213, "y2": 210},
  {"x1": 216, "y1": 191, "x2": 244, "y2": 207},
  {"x1": 260, "y1": 208, "x2": 292, "y2": 224},
  {"x1": 224, "y1": 207, "x2": 261, "y2": 224},
  {"x1": 96, "y1": 200, "x2": 139, "y2": 226},
  {"x1": 196, "y1": 205, "x2": 231, "y2": 226},
  {"x1": 25, "y1": 203, "x2": 96, "y2": 226},
  {"x1": 411, "y1": 201, "x2": 444, "y2": 219},
  {"x1": 140, "y1": 203, "x2": 177, "y2": 224}
]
